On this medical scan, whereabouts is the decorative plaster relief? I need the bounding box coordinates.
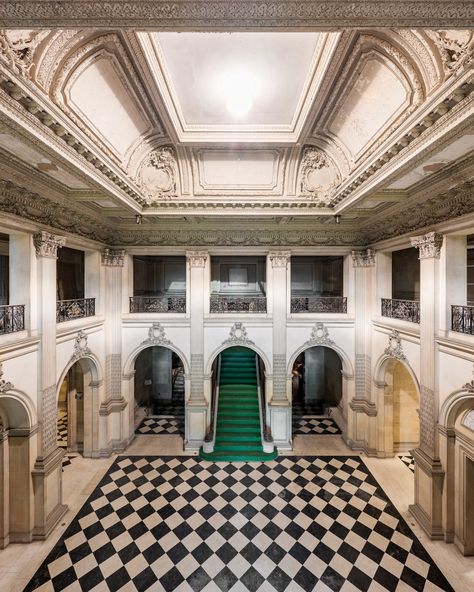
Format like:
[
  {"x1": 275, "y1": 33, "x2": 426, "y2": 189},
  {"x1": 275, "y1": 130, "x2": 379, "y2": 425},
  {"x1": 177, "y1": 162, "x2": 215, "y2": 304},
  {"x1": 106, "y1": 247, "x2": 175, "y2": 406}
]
[
  {"x1": 462, "y1": 379, "x2": 474, "y2": 394},
  {"x1": 70, "y1": 330, "x2": 91, "y2": 364},
  {"x1": 101, "y1": 248, "x2": 125, "y2": 267},
  {"x1": 141, "y1": 322, "x2": 171, "y2": 346},
  {"x1": 42, "y1": 384, "x2": 57, "y2": 455},
  {"x1": 351, "y1": 248, "x2": 376, "y2": 267},
  {"x1": 0, "y1": 363, "x2": 13, "y2": 393},
  {"x1": 223, "y1": 322, "x2": 254, "y2": 346},
  {"x1": 269, "y1": 251, "x2": 291, "y2": 268},
  {"x1": 384, "y1": 330, "x2": 406, "y2": 361},
  {"x1": 426, "y1": 30, "x2": 474, "y2": 74},
  {"x1": 33, "y1": 230, "x2": 66, "y2": 258},
  {"x1": 410, "y1": 231, "x2": 444, "y2": 259},
  {"x1": 305, "y1": 323, "x2": 335, "y2": 347},
  {"x1": 186, "y1": 251, "x2": 208, "y2": 267},
  {"x1": 137, "y1": 146, "x2": 177, "y2": 203},
  {"x1": 419, "y1": 385, "x2": 436, "y2": 455},
  {"x1": 0, "y1": 29, "x2": 49, "y2": 75},
  {"x1": 462, "y1": 409, "x2": 474, "y2": 432},
  {"x1": 298, "y1": 147, "x2": 340, "y2": 203}
]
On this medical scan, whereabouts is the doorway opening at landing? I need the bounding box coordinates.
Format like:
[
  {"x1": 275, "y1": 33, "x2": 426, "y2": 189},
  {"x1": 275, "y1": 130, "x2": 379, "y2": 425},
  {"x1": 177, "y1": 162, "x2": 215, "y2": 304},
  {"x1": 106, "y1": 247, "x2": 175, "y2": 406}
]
[
  {"x1": 134, "y1": 346, "x2": 185, "y2": 437},
  {"x1": 291, "y1": 346, "x2": 342, "y2": 436}
]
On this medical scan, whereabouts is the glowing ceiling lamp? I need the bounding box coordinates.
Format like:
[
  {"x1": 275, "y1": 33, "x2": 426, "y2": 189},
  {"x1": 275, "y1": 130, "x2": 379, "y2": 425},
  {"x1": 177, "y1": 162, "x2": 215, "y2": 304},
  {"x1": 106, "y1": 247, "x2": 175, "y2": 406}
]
[{"x1": 214, "y1": 67, "x2": 259, "y2": 118}]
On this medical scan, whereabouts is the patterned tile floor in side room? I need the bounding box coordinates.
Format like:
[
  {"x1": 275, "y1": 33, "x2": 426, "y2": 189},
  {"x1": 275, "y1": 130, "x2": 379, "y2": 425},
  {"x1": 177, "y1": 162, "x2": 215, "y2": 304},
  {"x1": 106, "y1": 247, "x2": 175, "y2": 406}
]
[
  {"x1": 398, "y1": 454, "x2": 415, "y2": 474},
  {"x1": 136, "y1": 416, "x2": 184, "y2": 436},
  {"x1": 292, "y1": 416, "x2": 342, "y2": 435},
  {"x1": 24, "y1": 456, "x2": 453, "y2": 592},
  {"x1": 61, "y1": 454, "x2": 78, "y2": 469},
  {"x1": 57, "y1": 410, "x2": 68, "y2": 448}
]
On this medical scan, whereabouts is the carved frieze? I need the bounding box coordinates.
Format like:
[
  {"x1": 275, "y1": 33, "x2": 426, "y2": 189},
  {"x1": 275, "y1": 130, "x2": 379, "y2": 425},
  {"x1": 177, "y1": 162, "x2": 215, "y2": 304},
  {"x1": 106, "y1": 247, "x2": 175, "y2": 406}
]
[
  {"x1": 33, "y1": 230, "x2": 66, "y2": 258},
  {"x1": 101, "y1": 248, "x2": 125, "y2": 267},
  {"x1": 137, "y1": 146, "x2": 177, "y2": 204},
  {"x1": 299, "y1": 148, "x2": 340, "y2": 203},
  {"x1": 223, "y1": 322, "x2": 254, "y2": 346},
  {"x1": 142, "y1": 323, "x2": 171, "y2": 346},
  {"x1": 411, "y1": 231, "x2": 443, "y2": 259},
  {"x1": 351, "y1": 248, "x2": 376, "y2": 268},
  {"x1": 426, "y1": 30, "x2": 474, "y2": 74},
  {"x1": 384, "y1": 330, "x2": 406, "y2": 361},
  {"x1": 0, "y1": 29, "x2": 49, "y2": 75},
  {"x1": 305, "y1": 323, "x2": 334, "y2": 347},
  {"x1": 70, "y1": 330, "x2": 91, "y2": 363},
  {"x1": 0, "y1": 363, "x2": 14, "y2": 393}
]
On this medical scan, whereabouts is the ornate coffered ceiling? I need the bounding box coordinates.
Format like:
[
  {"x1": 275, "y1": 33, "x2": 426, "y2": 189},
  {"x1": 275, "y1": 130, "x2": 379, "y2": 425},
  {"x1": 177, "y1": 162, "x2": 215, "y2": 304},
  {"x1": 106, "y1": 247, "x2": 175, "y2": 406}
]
[{"x1": 0, "y1": 23, "x2": 473, "y2": 247}]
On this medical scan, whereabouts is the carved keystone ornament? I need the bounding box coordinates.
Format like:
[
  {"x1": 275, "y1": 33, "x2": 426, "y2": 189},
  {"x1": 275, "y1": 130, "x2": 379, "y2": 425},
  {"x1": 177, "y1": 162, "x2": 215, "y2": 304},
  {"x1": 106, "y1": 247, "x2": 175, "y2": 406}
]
[
  {"x1": 224, "y1": 322, "x2": 254, "y2": 345},
  {"x1": 384, "y1": 330, "x2": 406, "y2": 361},
  {"x1": 142, "y1": 323, "x2": 171, "y2": 346}
]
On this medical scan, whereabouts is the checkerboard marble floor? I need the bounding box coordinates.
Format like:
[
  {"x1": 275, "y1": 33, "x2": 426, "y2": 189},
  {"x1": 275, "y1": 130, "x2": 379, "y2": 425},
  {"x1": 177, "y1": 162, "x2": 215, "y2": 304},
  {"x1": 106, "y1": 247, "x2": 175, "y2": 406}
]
[
  {"x1": 57, "y1": 410, "x2": 68, "y2": 448},
  {"x1": 136, "y1": 416, "x2": 185, "y2": 436},
  {"x1": 292, "y1": 417, "x2": 342, "y2": 436},
  {"x1": 398, "y1": 455, "x2": 415, "y2": 474},
  {"x1": 24, "y1": 455, "x2": 453, "y2": 592}
]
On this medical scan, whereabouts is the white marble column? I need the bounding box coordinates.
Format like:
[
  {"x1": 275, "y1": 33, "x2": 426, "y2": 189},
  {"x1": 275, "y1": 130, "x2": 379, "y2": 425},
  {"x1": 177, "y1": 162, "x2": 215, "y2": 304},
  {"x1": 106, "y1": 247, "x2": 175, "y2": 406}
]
[
  {"x1": 185, "y1": 251, "x2": 209, "y2": 450},
  {"x1": 409, "y1": 231, "x2": 444, "y2": 539},
  {"x1": 31, "y1": 231, "x2": 67, "y2": 539},
  {"x1": 0, "y1": 425, "x2": 9, "y2": 549},
  {"x1": 268, "y1": 251, "x2": 292, "y2": 449},
  {"x1": 348, "y1": 249, "x2": 378, "y2": 453},
  {"x1": 100, "y1": 249, "x2": 128, "y2": 453}
]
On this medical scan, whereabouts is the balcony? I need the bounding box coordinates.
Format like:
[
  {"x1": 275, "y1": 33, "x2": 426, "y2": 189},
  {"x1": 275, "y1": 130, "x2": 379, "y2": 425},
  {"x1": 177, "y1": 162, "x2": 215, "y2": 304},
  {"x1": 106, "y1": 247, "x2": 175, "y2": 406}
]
[
  {"x1": 291, "y1": 296, "x2": 347, "y2": 314},
  {"x1": 451, "y1": 305, "x2": 474, "y2": 335},
  {"x1": 210, "y1": 295, "x2": 267, "y2": 313},
  {"x1": 0, "y1": 304, "x2": 25, "y2": 334},
  {"x1": 56, "y1": 298, "x2": 95, "y2": 323},
  {"x1": 129, "y1": 295, "x2": 186, "y2": 313},
  {"x1": 381, "y1": 298, "x2": 420, "y2": 324}
]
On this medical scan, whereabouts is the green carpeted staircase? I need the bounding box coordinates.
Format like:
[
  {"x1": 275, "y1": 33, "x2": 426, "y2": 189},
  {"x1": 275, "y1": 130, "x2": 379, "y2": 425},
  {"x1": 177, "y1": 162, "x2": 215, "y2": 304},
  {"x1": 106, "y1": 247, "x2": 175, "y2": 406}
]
[{"x1": 200, "y1": 347, "x2": 277, "y2": 462}]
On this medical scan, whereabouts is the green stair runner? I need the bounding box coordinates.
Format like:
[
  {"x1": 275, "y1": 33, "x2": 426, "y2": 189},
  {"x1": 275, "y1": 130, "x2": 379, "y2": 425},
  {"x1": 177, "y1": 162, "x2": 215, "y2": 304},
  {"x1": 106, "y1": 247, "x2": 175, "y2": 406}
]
[{"x1": 200, "y1": 347, "x2": 277, "y2": 462}]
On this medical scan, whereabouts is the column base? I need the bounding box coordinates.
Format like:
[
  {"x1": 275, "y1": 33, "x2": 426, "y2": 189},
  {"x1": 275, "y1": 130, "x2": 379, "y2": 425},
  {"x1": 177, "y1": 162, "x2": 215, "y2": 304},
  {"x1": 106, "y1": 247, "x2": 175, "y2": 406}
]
[
  {"x1": 409, "y1": 447, "x2": 445, "y2": 540},
  {"x1": 32, "y1": 447, "x2": 68, "y2": 540},
  {"x1": 269, "y1": 400, "x2": 292, "y2": 451},
  {"x1": 185, "y1": 401, "x2": 208, "y2": 452}
]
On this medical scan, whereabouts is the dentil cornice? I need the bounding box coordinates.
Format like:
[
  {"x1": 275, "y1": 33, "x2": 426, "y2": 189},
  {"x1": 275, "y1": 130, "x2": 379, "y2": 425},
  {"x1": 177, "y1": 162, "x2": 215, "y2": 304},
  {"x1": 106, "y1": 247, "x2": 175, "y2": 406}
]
[{"x1": 0, "y1": 2, "x2": 473, "y2": 28}]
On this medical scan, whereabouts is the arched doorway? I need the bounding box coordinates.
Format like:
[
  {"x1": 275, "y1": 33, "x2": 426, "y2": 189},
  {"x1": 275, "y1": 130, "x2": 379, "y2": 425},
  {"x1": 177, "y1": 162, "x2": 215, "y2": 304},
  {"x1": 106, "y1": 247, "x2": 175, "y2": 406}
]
[
  {"x1": 134, "y1": 346, "x2": 185, "y2": 436},
  {"x1": 291, "y1": 346, "x2": 343, "y2": 436},
  {"x1": 56, "y1": 358, "x2": 98, "y2": 458},
  {"x1": 0, "y1": 394, "x2": 36, "y2": 547}
]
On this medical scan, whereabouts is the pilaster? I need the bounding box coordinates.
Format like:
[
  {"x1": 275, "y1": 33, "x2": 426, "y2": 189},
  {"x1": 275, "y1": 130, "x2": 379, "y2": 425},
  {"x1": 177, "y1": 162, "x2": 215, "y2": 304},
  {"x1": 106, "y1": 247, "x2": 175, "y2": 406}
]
[{"x1": 409, "y1": 231, "x2": 445, "y2": 538}]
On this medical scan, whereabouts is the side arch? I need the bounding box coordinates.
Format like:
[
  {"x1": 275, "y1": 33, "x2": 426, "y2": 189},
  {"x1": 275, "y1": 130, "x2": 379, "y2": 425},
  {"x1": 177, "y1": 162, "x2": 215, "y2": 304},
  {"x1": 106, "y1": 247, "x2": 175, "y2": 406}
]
[
  {"x1": 56, "y1": 353, "x2": 102, "y2": 396},
  {"x1": 287, "y1": 342, "x2": 354, "y2": 379},
  {"x1": 0, "y1": 390, "x2": 37, "y2": 429},
  {"x1": 373, "y1": 353, "x2": 420, "y2": 395},
  {"x1": 124, "y1": 343, "x2": 190, "y2": 379}
]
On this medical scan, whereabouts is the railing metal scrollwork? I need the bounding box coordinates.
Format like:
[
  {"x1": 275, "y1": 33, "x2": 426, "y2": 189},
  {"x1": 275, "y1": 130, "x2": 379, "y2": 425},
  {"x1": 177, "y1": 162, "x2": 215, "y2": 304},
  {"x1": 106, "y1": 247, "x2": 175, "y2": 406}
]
[
  {"x1": 290, "y1": 296, "x2": 347, "y2": 314},
  {"x1": 129, "y1": 295, "x2": 186, "y2": 313},
  {"x1": 56, "y1": 298, "x2": 95, "y2": 323},
  {"x1": 451, "y1": 305, "x2": 474, "y2": 335},
  {"x1": 0, "y1": 304, "x2": 25, "y2": 334},
  {"x1": 210, "y1": 295, "x2": 267, "y2": 313},
  {"x1": 381, "y1": 298, "x2": 420, "y2": 324}
]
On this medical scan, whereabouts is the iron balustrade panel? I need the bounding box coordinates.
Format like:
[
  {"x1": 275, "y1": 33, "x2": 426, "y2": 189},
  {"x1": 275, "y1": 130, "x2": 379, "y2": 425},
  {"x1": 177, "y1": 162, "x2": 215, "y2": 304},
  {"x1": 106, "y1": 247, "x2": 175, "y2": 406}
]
[
  {"x1": 56, "y1": 298, "x2": 95, "y2": 323},
  {"x1": 210, "y1": 295, "x2": 267, "y2": 313},
  {"x1": 129, "y1": 296, "x2": 186, "y2": 313},
  {"x1": 381, "y1": 298, "x2": 420, "y2": 324},
  {"x1": 0, "y1": 304, "x2": 25, "y2": 334},
  {"x1": 452, "y1": 305, "x2": 474, "y2": 335},
  {"x1": 291, "y1": 296, "x2": 347, "y2": 313}
]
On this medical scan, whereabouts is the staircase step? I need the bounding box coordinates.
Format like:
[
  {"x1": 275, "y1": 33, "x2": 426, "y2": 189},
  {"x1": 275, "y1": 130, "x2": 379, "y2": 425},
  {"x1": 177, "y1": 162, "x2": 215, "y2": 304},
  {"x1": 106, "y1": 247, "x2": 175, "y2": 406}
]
[
  {"x1": 215, "y1": 429, "x2": 261, "y2": 439},
  {"x1": 215, "y1": 440, "x2": 261, "y2": 449},
  {"x1": 199, "y1": 449, "x2": 278, "y2": 462}
]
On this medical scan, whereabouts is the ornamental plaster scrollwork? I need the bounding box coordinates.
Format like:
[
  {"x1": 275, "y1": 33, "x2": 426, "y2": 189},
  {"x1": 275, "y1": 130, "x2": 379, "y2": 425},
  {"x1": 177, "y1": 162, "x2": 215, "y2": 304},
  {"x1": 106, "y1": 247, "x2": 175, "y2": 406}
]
[
  {"x1": 142, "y1": 323, "x2": 171, "y2": 346},
  {"x1": 410, "y1": 231, "x2": 444, "y2": 259},
  {"x1": 101, "y1": 248, "x2": 125, "y2": 267},
  {"x1": 298, "y1": 148, "x2": 340, "y2": 203},
  {"x1": 462, "y1": 410, "x2": 474, "y2": 432},
  {"x1": 384, "y1": 330, "x2": 406, "y2": 361},
  {"x1": 33, "y1": 230, "x2": 66, "y2": 258},
  {"x1": 137, "y1": 146, "x2": 177, "y2": 204},
  {"x1": 305, "y1": 323, "x2": 334, "y2": 348},
  {"x1": 351, "y1": 248, "x2": 376, "y2": 268},
  {"x1": 70, "y1": 330, "x2": 91, "y2": 364},
  {"x1": 462, "y1": 379, "x2": 474, "y2": 394},
  {"x1": 0, "y1": 29, "x2": 49, "y2": 75},
  {"x1": 426, "y1": 30, "x2": 474, "y2": 74},
  {"x1": 0, "y1": 363, "x2": 14, "y2": 393},
  {"x1": 223, "y1": 322, "x2": 254, "y2": 346}
]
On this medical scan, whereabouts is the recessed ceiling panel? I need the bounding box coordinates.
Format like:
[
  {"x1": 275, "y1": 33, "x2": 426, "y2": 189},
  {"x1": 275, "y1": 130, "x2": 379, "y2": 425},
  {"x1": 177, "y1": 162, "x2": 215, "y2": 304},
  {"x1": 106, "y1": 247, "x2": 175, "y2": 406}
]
[{"x1": 155, "y1": 32, "x2": 320, "y2": 127}]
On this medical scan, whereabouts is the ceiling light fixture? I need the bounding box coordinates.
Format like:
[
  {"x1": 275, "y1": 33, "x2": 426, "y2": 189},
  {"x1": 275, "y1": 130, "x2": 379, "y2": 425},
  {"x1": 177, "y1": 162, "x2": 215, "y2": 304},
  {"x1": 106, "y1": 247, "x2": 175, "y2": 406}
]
[
  {"x1": 335, "y1": 214, "x2": 341, "y2": 225},
  {"x1": 136, "y1": 214, "x2": 142, "y2": 225},
  {"x1": 215, "y1": 67, "x2": 259, "y2": 118}
]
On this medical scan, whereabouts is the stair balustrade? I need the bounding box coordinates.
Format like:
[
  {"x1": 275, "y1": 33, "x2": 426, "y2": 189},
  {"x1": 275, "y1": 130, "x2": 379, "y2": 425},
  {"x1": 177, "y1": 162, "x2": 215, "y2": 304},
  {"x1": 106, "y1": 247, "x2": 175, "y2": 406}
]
[{"x1": 203, "y1": 354, "x2": 221, "y2": 452}]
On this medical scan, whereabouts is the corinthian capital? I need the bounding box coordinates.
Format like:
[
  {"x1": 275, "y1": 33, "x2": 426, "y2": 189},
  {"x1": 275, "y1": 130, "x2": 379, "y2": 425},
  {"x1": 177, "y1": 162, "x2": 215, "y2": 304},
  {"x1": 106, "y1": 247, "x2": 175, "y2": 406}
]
[
  {"x1": 268, "y1": 251, "x2": 291, "y2": 268},
  {"x1": 101, "y1": 248, "x2": 125, "y2": 267},
  {"x1": 351, "y1": 248, "x2": 376, "y2": 268},
  {"x1": 186, "y1": 251, "x2": 208, "y2": 267},
  {"x1": 33, "y1": 231, "x2": 66, "y2": 258},
  {"x1": 410, "y1": 232, "x2": 443, "y2": 259}
]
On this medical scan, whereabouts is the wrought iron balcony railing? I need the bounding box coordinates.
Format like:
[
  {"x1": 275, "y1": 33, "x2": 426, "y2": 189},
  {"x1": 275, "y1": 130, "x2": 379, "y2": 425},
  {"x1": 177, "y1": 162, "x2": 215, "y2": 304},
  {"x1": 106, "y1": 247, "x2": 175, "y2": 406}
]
[
  {"x1": 210, "y1": 295, "x2": 267, "y2": 313},
  {"x1": 291, "y1": 296, "x2": 347, "y2": 314},
  {"x1": 129, "y1": 295, "x2": 186, "y2": 313},
  {"x1": 57, "y1": 298, "x2": 95, "y2": 323},
  {"x1": 381, "y1": 298, "x2": 420, "y2": 324},
  {"x1": 451, "y1": 305, "x2": 474, "y2": 335},
  {"x1": 0, "y1": 304, "x2": 25, "y2": 334}
]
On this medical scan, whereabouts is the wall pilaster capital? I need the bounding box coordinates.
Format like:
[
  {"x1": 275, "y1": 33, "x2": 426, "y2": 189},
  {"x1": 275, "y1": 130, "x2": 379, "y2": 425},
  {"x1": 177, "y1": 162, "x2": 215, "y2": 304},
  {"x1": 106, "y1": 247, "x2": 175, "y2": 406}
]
[
  {"x1": 410, "y1": 232, "x2": 443, "y2": 259},
  {"x1": 186, "y1": 251, "x2": 208, "y2": 267},
  {"x1": 351, "y1": 248, "x2": 376, "y2": 268},
  {"x1": 268, "y1": 250, "x2": 291, "y2": 268},
  {"x1": 33, "y1": 230, "x2": 66, "y2": 258},
  {"x1": 101, "y1": 248, "x2": 125, "y2": 267}
]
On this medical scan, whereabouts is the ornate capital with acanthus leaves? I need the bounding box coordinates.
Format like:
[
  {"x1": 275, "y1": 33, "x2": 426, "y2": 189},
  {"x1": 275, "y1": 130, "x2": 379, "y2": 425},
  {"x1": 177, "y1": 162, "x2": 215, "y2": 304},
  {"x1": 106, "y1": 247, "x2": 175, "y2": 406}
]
[
  {"x1": 410, "y1": 232, "x2": 444, "y2": 259},
  {"x1": 101, "y1": 248, "x2": 125, "y2": 267},
  {"x1": 269, "y1": 251, "x2": 291, "y2": 268},
  {"x1": 186, "y1": 251, "x2": 208, "y2": 267},
  {"x1": 351, "y1": 248, "x2": 376, "y2": 268},
  {"x1": 33, "y1": 231, "x2": 66, "y2": 258}
]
